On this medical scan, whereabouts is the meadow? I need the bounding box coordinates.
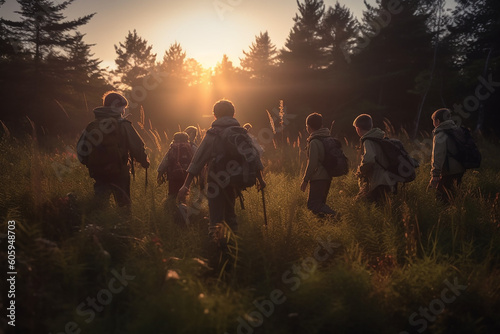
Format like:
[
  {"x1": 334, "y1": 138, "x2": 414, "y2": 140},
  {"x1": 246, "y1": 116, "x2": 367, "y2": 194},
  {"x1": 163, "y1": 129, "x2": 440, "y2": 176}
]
[{"x1": 0, "y1": 126, "x2": 499, "y2": 334}]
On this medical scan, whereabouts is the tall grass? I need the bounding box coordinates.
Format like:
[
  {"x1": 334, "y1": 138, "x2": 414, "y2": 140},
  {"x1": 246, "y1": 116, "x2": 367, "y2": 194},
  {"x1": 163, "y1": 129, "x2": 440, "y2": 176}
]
[{"x1": 0, "y1": 129, "x2": 499, "y2": 334}]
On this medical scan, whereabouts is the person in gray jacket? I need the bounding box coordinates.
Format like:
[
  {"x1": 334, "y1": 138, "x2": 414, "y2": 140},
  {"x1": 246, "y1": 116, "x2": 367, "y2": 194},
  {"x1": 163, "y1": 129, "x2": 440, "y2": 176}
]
[
  {"x1": 178, "y1": 100, "x2": 266, "y2": 236},
  {"x1": 428, "y1": 108, "x2": 465, "y2": 202},
  {"x1": 77, "y1": 91, "x2": 149, "y2": 210},
  {"x1": 353, "y1": 114, "x2": 398, "y2": 203},
  {"x1": 300, "y1": 113, "x2": 338, "y2": 217}
]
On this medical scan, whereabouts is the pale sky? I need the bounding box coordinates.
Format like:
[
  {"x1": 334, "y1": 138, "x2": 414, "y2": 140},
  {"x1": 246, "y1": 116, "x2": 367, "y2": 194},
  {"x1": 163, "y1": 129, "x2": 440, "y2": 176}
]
[{"x1": 1, "y1": 0, "x2": 452, "y2": 70}]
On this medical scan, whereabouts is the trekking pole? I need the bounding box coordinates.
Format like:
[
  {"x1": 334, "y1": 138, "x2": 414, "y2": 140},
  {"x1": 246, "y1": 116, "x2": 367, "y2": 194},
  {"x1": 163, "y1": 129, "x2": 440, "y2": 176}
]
[
  {"x1": 130, "y1": 157, "x2": 135, "y2": 181},
  {"x1": 261, "y1": 188, "x2": 268, "y2": 227}
]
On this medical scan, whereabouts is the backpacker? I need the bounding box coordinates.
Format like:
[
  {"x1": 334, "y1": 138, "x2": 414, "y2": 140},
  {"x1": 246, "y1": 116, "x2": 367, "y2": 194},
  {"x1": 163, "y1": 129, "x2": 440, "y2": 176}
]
[
  {"x1": 362, "y1": 137, "x2": 419, "y2": 183},
  {"x1": 209, "y1": 126, "x2": 260, "y2": 191},
  {"x1": 83, "y1": 118, "x2": 126, "y2": 179},
  {"x1": 444, "y1": 127, "x2": 481, "y2": 169},
  {"x1": 319, "y1": 137, "x2": 349, "y2": 177},
  {"x1": 166, "y1": 142, "x2": 193, "y2": 181}
]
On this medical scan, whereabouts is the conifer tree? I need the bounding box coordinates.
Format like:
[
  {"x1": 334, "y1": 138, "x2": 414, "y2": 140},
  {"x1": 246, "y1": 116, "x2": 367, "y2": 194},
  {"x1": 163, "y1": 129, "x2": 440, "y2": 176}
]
[
  {"x1": 280, "y1": 0, "x2": 328, "y2": 73},
  {"x1": 322, "y1": 2, "x2": 358, "y2": 68},
  {"x1": 160, "y1": 42, "x2": 187, "y2": 79},
  {"x1": 2, "y1": 0, "x2": 94, "y2": 71},
  {"x1": 114, "y1": 30, "x2": 156, "y2": 88},
  {"x1": 240, "y1": 31, "x2": 278, "y2": 81}
]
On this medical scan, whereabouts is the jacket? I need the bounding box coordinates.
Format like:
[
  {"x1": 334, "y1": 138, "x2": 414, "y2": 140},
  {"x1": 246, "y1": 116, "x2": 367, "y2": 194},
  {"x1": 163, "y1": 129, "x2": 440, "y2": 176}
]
[
  {"x1": 186, "y1": 116, "x2": 264, "y2": 176},
  {"x1": 431, "y1": 120, "x2": 465, "y2": 177},
  {"x1": 358, "y1": 127, "x2": 398, "y2": 192},
  {"x1": 77, "y1": 107, "x2": 149, "y2": 169},
  {"x1": 303, "y1": 128, "x2": 331, "y2": 182},
  {"x1": 157, "y1": 132, "x2": 191, "y2": 174}
]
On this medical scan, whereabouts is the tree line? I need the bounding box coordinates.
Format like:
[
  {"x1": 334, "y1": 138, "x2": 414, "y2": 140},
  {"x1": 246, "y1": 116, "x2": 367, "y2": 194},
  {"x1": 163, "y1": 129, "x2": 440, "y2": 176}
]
[{"x1": 0, "y1": 0, "x2": 499, "y2": 142}]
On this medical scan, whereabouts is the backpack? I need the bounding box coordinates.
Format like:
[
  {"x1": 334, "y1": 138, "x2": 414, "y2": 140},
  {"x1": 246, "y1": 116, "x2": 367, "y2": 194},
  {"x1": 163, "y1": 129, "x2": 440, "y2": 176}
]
[
  {"x1": 166, "y1": 142, "x2": 193, "y2": 181},
  {"x1": 83, "y1": 118, "x2": 126, "y2": 178},
  {"x1": 444, "y1": 127, "x2": 481, "y2": 169},
  {"x1": 318, "y1": 136, "x2": 349, "y2": 177},
  {"x1": 362, "y1": 137, "x2": 419, "y2": 183},
  {"x1": 209, "y1": 126, "x2": 260, "y2": 191}
]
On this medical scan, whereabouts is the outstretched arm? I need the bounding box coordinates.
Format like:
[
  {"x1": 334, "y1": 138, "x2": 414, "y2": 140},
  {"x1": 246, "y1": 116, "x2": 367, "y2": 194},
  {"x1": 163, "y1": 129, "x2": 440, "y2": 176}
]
[{"x1": 178, "y1": 173, "x2": 195, "y2": 200}]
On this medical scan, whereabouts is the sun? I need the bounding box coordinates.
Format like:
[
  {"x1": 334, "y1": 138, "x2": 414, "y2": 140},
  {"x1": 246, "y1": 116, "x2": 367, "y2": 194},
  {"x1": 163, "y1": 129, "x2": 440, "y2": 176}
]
[{"x1": 149, "y1": 9, "x2": 252, "y2": 70}]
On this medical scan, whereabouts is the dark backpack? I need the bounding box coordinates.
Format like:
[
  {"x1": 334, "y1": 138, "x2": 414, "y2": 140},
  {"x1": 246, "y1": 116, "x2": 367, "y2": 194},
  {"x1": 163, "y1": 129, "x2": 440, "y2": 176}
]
[
  {"x1": 444, "y1": 127, "x2": 481, "y2": 169},
  {"x1": 318, "y1": 136, "x2": 349, "y2": 177},
  {"x1": 209, "y1": 126, "x2": 260, "y2": 191},
  {"x1": 83, "y1": 118, "x2": 126, "y2": 178},
  {"x1": 362, "y1": 137, "x2": 419, "y2": 183},
  {"x1": 166, "y1": 142, "x2": 193, "y2": 181}
]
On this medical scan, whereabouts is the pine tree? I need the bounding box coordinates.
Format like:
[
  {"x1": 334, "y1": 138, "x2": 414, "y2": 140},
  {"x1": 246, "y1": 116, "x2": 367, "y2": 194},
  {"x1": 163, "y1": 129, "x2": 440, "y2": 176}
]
[
  {"x1": 352, "y1": 0, "x2": 434, "y2": 127},
  {"x1": 0, "y1": 0, "x2": 99, "y2": 134},
  {"x1": 184, "y1": 58, "x2": 206, "y2": 86},
  {"x1": 160, "y1": 42, "x2": 187, "y2": 79},
  {"x1": 66, "y1": 33, "x2": 106, "y2": 90},
  {"x1": 280, "y1": 0, "x2": 328, "y2": 73},
  {"x1": 212, "y1": 54, "x2": 236, "y2": 89},
  {"x1": 240, "y1": 31, "x2": 278, "y2": 81},
  {"x1": 451, "y1": 0, "x2": 500, "y2": 65},
  {"x1": 322, "y1": 2, "x2": 358, "y2": 68},
  {"x1": 2, "y1": 0, "x2": 94, "y2": 71},
  {"x1": 114, "y1": 30, "x2": 156, "y2": 88},
  {"x1": 0, "y1": 0, "x2": 18, "y2": 59},
  {"x1": 450, "y1": 0, "x2": 500, "y2": 135}
]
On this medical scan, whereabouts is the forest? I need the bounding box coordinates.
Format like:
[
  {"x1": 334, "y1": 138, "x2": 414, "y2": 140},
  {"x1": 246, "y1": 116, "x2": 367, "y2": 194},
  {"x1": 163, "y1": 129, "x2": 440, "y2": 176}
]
[{"x1": 0, "y1": 0, "x2": 499, "y2": 142}]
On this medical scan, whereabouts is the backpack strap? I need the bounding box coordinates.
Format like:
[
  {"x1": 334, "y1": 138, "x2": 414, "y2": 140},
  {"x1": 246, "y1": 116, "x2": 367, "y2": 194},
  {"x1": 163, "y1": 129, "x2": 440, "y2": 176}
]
[{"x1": 361, "y1": 137, "x2": 391, "y2": 171}]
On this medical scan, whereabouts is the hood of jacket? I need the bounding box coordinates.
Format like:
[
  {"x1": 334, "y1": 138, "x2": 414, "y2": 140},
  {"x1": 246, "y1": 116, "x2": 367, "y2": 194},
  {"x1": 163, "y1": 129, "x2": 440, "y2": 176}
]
[
  {"x1": 93, "y1": 106, "x2": 123, "y2": 119},
  {"x1": 433, "y1": 120, "x2": 457, "y2": 135},
  {"x1": 361, "y1": 127, "x2": 386, "y2": 141},
  {"x1": 211, "y1": 116, "x2": 240, "y2": 128},
  {"x1": 307, "y1": 127, "x2": 331, "y2": 142}
]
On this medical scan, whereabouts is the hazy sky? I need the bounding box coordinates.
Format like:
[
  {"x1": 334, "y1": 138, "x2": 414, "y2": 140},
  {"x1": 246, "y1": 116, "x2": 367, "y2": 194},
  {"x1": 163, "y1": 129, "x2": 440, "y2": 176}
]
[{"x1": 1, "y1": 0, "x2": 451, "y2": 70}]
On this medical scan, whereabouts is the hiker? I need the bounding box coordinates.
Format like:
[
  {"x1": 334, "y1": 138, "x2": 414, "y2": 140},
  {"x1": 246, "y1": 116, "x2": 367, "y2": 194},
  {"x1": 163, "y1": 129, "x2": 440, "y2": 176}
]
[
  {"x1": 353, "y1": 114, "x2": 398, "y2": 203},
  {"x1": 157, "y1": 132, "x2": 193, "y2": 199},
  {"x1": 184, "y1": 126, "x2": 199, "y2": 154},
  {"x1": 428, "y1": 108, "x2": 466, "y2": 202},
  {"x1": 300, "y1": 113, "x2": 339, "y2": 218},
  {"x1": 77, "y1": 91, "x2": 150, "y2": 210},
  {"x1": 184, "y1": 125, "x2": 206, "y2": 196},
  {"x1": 178, "y1": 99, "x2": 266, "y2": 236}
]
